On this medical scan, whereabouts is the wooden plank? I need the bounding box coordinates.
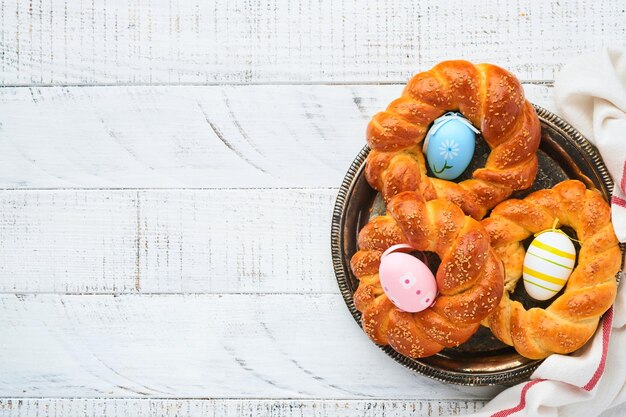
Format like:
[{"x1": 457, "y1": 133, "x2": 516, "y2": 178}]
[
  {"x1": 0, "y1": 84, "x2": 554, "y2": 189},
  {"x1": 0, "y1": 0, "x2": 623, "y2": 85},
  {"x1": 0, "y1": 189, "x2": 337, "y2": 294},
  {"x1": 0, "y1": 293, "x2": 494, "y2": 399},
  {"x1": 3, "y1": 398, "x2": 624, "y2": 417},
  {"x1": 0, "y1": 398, "x2": 488, "y2": 417}
]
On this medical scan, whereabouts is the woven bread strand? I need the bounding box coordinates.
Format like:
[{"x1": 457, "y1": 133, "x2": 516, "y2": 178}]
[
  {"x1": 365, "y1": 60, "x2": 541, "y2": 219},
  {"x1": 351, "y1": 191, "x2": 504, "y2": 358},
  {"x1": 481, "y1": 180, "x2": 620, "y2": 359}
]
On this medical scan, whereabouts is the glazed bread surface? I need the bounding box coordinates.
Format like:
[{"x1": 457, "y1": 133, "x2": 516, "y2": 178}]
[
  {"x1": 481, "y1": 180, "x2": 620, "y2": 359},
  {"x1": 351, "y1": 190, "x2": 504, "y2": 358},
  {"x1": 366, "y1": 60, "x2": 541, "y2": 219}
]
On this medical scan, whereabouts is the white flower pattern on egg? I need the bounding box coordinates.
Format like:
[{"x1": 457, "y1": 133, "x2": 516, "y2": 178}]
[
  {"x1": 399, "y1": 271, "x2": 416, "y2": 289},
  {"x1": 438, "y1": 138, "x2": 459, "y2": 161}
]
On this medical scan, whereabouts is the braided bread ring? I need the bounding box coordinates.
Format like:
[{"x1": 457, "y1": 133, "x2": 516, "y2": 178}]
[
  {"x1": 350, "y1": 191, "x2": 504, "y2": 358},
  {"x1": 481, "y1": 180, "x2": 621, "y2": 359},
  {"x1": 366, "y1": 60, "x2": 541, "y2": 219}
]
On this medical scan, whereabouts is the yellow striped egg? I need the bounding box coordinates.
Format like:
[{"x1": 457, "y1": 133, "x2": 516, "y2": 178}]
[{"x1": 523, "y1": 230, "x2": 576, "y2": 301}]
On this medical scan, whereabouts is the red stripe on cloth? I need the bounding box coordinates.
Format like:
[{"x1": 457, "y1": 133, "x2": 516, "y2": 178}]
[
  {"x1": 584, "y1": 307, "x2": 613, "y2": 391},
  {"x1": 490, "y1": 308, "x2": 614, "y2": 416},
  {"x1": 490, "y1": 379, "x2": 546, "y2": 417},
  {"x1": 612, "y1": 195, "x2": 626, "y2": 209},
  {"x1": 621, "y1": 161, "x2": 626, "y2": 194}
]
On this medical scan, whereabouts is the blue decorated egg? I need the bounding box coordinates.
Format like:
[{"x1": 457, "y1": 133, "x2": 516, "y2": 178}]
[
  {"x1": 523, "y1": 230, "x2": 576, "y2": 301},
  {"x1": 423, "y1": 112, "x2": 478, "y2": 180}
]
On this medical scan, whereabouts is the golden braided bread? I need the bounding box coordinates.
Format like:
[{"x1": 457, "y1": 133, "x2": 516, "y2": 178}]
[
  {"x1": 482, "y1": 180, "x2": 621, "y2": 359},
  {"x1": 366, "y1": 60, "x2": 541, "y2": 219},
  {"x1": 351, "y1": 190, "x2": 504, "y2": 357}
]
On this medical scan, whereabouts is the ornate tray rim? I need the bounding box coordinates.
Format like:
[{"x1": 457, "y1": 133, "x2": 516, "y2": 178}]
[{"x1": 330, "y1": 105, "x2": 616, "y2": 386}]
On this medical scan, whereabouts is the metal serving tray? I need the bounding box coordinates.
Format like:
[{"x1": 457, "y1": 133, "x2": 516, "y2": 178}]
[{"x1": 331, "y1": 105, "x2": 617, "y2": 386}]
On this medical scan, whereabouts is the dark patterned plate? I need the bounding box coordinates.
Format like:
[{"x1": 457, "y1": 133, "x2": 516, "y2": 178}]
[{"x1": 331, "y1": 105, "x2": 618, "y2": 386}]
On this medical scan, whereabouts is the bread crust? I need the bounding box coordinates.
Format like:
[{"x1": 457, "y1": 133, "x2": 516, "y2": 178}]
[
  {"x1": 481, "y1": 180, "x2": 620, "y2": 359},
  {"x1": 351, "y1": 191, "x2": 504, "y2": 358},
  {"x1": 365, "y1": 60, "x2": 541, "y2": 219}
]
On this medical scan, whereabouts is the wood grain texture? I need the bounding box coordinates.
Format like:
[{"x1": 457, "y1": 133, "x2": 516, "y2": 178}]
[
  {"x1": 0, "y1": 189, "x2": 337, "y2": 294},
  {"x1": 1, "y1": 399, "x2": 624, "y2": 417},
  {"x1": 0, "y1": 0, "x2": 624, "y2": 85},
  {"x1": 0, "y1": 398, "x2": 487, "y2": 417},
  {"x1": 0, "y1": 293, "x2": 498, "y2": 399},
  {"x1": 1, "y1": 0, "x2": 624, "y2": 414},
  {"x1": 0, "y1": 84, "x2": 553, "y2": 189}
]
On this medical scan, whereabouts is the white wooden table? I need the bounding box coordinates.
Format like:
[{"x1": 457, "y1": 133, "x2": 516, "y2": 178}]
[{"x1": 0, "y1": 1, "x2": 624, "y2": 416}]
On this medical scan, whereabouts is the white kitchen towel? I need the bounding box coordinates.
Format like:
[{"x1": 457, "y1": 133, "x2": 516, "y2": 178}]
[
  {"x1": 556, "y1": 47, "x2": 626, "y2": 243},
  {"x1": 464, "y1": 47, "x2": 626, "y2": 417}
]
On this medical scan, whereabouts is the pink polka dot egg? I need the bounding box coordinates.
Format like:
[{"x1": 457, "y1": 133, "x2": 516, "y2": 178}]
[{"x1": 379, "y1": 244, "x2": 438, "y2": 313}]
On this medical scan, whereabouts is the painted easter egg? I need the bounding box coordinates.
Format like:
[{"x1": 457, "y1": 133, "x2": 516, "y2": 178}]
[
  {"x1": 379, "y1": 244, "x2": 437, "y2": 313},
  {"x1": 523, "y1": 230, "x2": 576, "y2": 301},
  {"x1": 423, "y1": 112, "x2": 478, "y2": 180}
]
